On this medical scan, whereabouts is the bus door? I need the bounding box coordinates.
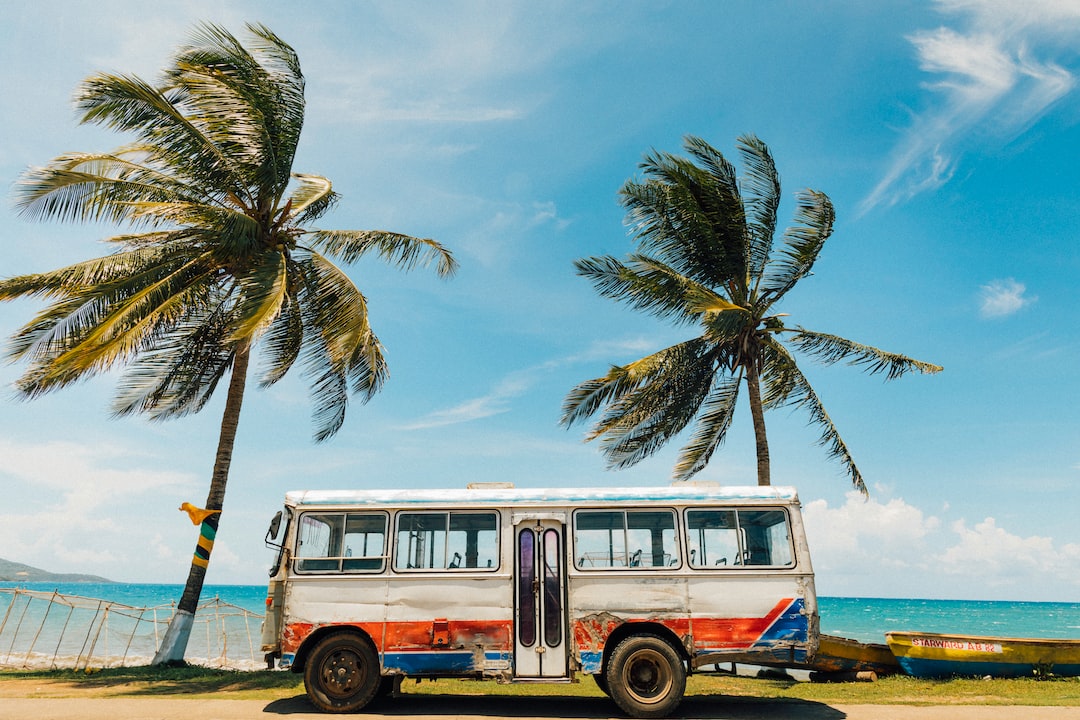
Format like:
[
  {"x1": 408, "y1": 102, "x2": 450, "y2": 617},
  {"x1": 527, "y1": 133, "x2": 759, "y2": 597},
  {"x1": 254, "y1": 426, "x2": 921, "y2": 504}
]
[{"x1": 513, "y1": 514, "x2": 568, "y2": 678}]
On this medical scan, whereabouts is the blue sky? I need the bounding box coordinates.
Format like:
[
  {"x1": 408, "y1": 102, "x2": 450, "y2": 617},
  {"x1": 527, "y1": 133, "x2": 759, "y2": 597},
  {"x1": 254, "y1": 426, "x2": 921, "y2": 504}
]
[{"x1": 1, "y1": 0, "x2": 1079, "y2": 602}]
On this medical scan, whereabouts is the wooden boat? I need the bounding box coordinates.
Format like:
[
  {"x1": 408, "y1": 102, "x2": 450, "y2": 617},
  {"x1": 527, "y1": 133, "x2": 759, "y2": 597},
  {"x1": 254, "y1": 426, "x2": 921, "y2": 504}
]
[
  {"x1": 810, "y1": 634, "x2": 902, "y2": 676},
  {"x1": 885, "y1": 631, "x2": 1080, "y2": 678}
]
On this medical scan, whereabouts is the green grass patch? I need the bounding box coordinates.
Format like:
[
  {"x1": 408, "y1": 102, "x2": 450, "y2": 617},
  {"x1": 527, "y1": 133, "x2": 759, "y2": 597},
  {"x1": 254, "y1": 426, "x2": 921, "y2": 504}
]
[
  {"x1": 0, "y1": 666, "x2": 303, "y2": 699},
  {"x1": 397, "y1": 672, "x2": 1080, "y2": 706},
  {"x1": 2, "y1": 667, "x2": 1079, "y2": 705}
]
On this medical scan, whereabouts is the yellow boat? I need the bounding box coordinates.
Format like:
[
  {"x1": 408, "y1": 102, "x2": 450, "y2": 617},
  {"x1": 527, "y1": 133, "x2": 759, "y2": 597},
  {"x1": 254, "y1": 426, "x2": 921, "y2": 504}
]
[
  {"x1": 811, "y1": 634, "x2": 902, "y2": 675},
  {"x1": 885, "y1": 631, "x2": 1080, "y2": 678}
]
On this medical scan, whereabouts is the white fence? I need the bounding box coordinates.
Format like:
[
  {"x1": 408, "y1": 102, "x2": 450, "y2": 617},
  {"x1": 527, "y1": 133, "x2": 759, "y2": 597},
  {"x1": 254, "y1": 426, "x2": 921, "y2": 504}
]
[{"x1": 0, "y1": 588, "x2": 264, "y2": 670}]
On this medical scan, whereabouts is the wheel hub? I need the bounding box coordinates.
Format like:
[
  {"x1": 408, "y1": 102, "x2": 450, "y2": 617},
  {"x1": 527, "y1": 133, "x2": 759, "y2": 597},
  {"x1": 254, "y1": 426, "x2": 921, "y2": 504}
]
[{"x1": 324, "y1": 650, "x2": 362, "y2": 695}]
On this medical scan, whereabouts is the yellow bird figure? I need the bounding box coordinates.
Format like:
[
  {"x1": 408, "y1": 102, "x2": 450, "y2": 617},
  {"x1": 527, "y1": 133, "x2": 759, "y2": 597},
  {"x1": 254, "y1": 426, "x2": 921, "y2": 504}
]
[{"x1": 180, "y1": 502, "x2": 221, "y2": 526}]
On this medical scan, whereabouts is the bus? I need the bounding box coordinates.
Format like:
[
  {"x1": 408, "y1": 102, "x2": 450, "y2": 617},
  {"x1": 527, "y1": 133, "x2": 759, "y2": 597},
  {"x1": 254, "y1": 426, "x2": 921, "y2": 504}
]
[{"x1": 261, "y1": 483, "x2": 818, "y2": 718}]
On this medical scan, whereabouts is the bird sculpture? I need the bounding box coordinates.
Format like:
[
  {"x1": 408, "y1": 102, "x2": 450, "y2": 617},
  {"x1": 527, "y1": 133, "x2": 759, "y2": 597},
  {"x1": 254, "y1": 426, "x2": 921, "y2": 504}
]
[{"x1": 179, "y1": 502, "x2": 221, "y2": 525}]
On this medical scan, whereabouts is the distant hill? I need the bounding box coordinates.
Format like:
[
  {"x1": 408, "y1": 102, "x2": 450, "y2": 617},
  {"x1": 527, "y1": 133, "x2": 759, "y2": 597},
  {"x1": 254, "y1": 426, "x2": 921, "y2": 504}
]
[{"x1": 0, "y1": 557, "x2": 114, "y2": 583}]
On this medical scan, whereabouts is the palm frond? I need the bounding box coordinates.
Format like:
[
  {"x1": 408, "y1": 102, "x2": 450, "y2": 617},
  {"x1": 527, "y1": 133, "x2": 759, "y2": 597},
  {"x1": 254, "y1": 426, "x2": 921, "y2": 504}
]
[
  {"x1": 295, "y1": 251, "x2": 385, "y2": 441},
  {"x1": 572, "y1": 254, "x2": 718, "y2": 325},
  {"x1": 671, "y1": 375, "x2": 741, "y2": 481},
  {"x1": 14, "y1": 150, "x2": 210, "y2": 226},
  {"x1": 297, "y1": 251, "x2": 369, "y2": 367},
  {"x1": 10, "y1": 256, "x2": 221, "y2": 396},
  {"x1": 171, "y1": 22, "x2": 305, "y2": 194},
  {"x1": 785, "y1": 327, "x2": 943, "y2": 379},
  {"x1": 735, "y1": 133, "x2": 781, "y2": 283},
  {"x1": 346, "y1": 325, "x2": 389, "y2": 402},
  {"x1": 304, "y1": 229, "x2": 458, "y2": 277},
  {"x1": 256, "y1": 290, "x2": 303, "y2": 387},
  {"x1": 622, "y1": 142, "x2": 747, "y2": 292},
  {"x1": 760, "y1": 338, "x2": 867, "y2": 494},
  {"x1": 76, "y1": 74, "x2": 250, "y2": 203},
  {"x1": 230, "y1": 251, "x2": 289, "y2": 341},
  {"x1": 112, "y1": 299, "x2": 236, "y2": 418},
  {"x1": 589, "y1": 340, "x2": 719, "y2": 470},
  {"x1": 0, "y1": 245, "x2": 176, "y2": 303},
  {"x1": 562, "y1": 339, "x2": 718, "y2": 468},
  {"x1": 760, "y1": 189, "x2": 834, "y2": 300},
  {"x1": 288, "y1": 173, "x2": 337, "y2": 224},
  {"x1": 561, "y1": 347, "x2": 672, "y2": 428}
]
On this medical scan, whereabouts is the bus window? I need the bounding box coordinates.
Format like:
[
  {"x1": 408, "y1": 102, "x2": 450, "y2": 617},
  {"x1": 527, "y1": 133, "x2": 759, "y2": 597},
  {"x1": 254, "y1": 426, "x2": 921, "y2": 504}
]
[
  {"x1": 395, "y1": 511, "x2": 499, "y2": 571},
  {"x1": 574, "y1": 509, "x2": 678, "y2": 569},
  {"x1": 686, "y1": 509, "x2": 739, "y2": 567},
  {"x1": 296, "y1": 513, "x2": 339, "y2": 572},
  {"x1": 686, "y1": 508, "x2": 793, "y2": 568},
  {"x1": 295, "y1": 512, "x2": 388, "y2": 573},
  {"x1": 342, "y1": 513, "x2": 388, "y2": 571},
  {"x1": 739, "y1": 509, "x2": 794, "y2": 566}
]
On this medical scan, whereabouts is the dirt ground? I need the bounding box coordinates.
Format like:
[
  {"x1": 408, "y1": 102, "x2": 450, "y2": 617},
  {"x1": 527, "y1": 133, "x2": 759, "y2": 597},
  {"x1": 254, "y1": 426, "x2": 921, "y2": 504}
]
[{"x1": 1, "y1": 686, "x2": 1079, "y2": 720}]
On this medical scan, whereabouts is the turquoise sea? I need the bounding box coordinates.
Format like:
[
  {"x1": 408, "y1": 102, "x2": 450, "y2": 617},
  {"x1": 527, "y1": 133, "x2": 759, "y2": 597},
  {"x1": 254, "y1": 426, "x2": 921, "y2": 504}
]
[{"x1": 2, "y1": 582, "x2": 1078, "y2": 644}]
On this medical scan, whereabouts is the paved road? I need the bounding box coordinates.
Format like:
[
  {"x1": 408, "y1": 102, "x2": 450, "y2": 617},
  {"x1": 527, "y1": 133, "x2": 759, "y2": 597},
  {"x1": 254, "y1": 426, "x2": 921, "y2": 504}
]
[{"x1": 1, "y1": 694, "x2": 1078, "y2": 720}]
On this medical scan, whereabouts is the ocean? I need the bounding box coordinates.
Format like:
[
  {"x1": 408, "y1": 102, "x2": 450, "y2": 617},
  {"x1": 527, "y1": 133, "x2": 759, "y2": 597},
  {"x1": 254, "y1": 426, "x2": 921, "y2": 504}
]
[
  {"x1": 3, "y1": 583, "x2": 1078, "y2": 641},
  {"x1": 1, "y1": 582, "x2": 1078, "y2": 670}
]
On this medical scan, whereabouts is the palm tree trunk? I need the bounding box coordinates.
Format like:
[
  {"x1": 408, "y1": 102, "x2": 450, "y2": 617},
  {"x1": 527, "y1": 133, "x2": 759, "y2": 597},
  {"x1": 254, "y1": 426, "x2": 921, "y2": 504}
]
[
  {"x1": 745, "y1": 355, "x2": 771, "y2": 486},
  {"x1": 152, "y1": 341, "x2": 251, "y2": 665}
]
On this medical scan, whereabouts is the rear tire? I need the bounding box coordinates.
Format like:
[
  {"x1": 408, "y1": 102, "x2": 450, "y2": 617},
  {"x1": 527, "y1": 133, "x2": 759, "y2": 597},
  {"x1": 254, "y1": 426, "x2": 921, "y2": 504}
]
[
  {"x1": 605, "y1": 635, "x2": 686, "y2": 718},
  {"x1": 304, "y1": 633, "x2": 382, "y2": 713}
]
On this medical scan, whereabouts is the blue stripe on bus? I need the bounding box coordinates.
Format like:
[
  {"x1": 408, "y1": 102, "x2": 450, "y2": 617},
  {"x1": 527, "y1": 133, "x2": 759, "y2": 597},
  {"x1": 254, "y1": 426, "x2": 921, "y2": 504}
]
[{"x1": 381, "y1": 650, "x2": 512, "y2": 674}]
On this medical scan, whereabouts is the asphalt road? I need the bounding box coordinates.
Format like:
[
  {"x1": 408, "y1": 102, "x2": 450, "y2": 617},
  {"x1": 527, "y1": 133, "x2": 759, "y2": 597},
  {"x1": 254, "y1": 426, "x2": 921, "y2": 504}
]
[{"x1": 0, "y1": 694, "x2": 1078, "y2": 720}]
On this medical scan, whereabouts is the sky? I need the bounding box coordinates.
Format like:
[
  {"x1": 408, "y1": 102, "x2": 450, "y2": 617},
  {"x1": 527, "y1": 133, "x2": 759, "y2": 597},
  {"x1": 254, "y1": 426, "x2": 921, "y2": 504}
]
[{"x1": 1, "y1": 0, "x2": 1079, "y2": 603}]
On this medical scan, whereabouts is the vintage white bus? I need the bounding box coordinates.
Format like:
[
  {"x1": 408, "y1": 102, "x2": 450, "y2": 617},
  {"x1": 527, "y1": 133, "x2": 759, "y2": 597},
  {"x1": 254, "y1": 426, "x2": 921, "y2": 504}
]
[{"x1": 261, "y1": 484, "x2": 818, "y2": 718}]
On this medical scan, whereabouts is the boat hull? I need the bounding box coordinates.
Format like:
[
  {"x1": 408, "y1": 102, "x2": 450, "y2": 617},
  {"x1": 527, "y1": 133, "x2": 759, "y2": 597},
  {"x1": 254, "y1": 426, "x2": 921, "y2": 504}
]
[
  {"x1": 811, "y1": 634, "x2": 902, "y2": 675},
  {"x1": 886, "y1": 631, "x2": 1080, "y2": 679}
]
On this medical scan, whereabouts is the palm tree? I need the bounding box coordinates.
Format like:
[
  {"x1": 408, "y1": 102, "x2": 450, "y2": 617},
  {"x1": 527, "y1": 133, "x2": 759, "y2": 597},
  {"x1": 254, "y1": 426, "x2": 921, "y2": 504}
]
[
  {"x1": 561, "y1": 135, "x2": 940, "y2": 492},
  {"x1": 0, "y1": 23, "x2": 456, "y2": 663}
]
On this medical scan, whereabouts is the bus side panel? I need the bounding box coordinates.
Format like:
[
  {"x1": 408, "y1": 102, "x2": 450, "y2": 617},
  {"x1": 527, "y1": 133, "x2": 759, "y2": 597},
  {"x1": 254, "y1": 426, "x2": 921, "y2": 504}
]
[
  {"x1": 279, "y1": 575, "x2": 389, "y2": 667},
  {"x1": 568, "y1": 573, "x2": 814, "y2": 672},
  {"x1": 686, "y1": 574, "x2": 814, "y2": 665},
  {"x1": 381, "y1": 575, "x2": 514, "y2": 676},
  {"x1": 569, "y1": 575, "x2": 689, "y2": 673}
]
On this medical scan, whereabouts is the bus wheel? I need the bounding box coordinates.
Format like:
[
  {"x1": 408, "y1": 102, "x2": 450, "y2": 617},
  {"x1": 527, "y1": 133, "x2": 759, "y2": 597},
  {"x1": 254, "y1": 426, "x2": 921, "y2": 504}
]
[
  {"x1": 605, "y1": 635, "x2": 686, "y2": 718},
  {"x1": 593, "y1": 672, "x2": 610, "y2": 696},
  {"x1": 304, "y1": 633, "x2": 382, "y2": 713}
]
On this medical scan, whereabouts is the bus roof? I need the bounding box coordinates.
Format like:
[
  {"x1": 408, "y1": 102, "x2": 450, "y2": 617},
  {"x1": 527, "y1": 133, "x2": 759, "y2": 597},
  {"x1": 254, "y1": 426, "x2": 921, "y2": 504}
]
[{"x1": 283, "y1": 485, "x2": 800, "y2": 508}]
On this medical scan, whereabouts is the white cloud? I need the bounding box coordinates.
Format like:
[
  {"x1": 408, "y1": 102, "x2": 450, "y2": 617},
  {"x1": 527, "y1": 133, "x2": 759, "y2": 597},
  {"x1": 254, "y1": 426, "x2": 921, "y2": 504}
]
[
  {"x1": 399, "y1": 337, "x2": 661, "y2": 431},
  {"x1": 979, "y1": 277, "x2": 1036, "y2": 317},
  {"x1": 861, "y1": 0, "x2": 1080, "y2": 212},
  {"x1": 804, "y1": 491, "x2": 1080, "y2": 600},
  {"x1": 0, "y1": 438, "x2": 196, "y2": 578},
  {"x1": 804, "y1": 492, "x2": 941, "y2": 578},
  {"x1": 938, "y1": 517, "x2": 1080, "y2": 590}
]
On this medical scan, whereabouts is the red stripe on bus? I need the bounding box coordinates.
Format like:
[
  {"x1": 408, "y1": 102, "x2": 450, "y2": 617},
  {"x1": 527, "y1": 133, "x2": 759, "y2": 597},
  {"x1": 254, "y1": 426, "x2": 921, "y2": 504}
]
[
  {"x1": 284, "y1": 599, "x2": 793, "y2": 656},
  {"x1": 282, "y1": 619, "x2": 513, "y2": 654},
  {"x1": 689, "y1": 597, "x2": 794, "y2": 648}
]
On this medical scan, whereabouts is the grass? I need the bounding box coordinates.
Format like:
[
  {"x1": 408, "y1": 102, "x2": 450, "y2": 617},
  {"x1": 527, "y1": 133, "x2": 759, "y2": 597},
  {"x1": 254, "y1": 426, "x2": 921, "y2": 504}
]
[
  {"x1": 0, "y1": 665, "x2": 303, "y2": 700},
  {"x1": 2, "y1": 666, "x2": 1079, "y2": 705}
]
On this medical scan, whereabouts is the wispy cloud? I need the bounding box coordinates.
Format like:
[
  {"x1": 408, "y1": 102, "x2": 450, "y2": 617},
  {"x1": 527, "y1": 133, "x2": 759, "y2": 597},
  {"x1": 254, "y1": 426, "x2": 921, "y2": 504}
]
[
  {"x1": 398, "y1": 365, "x2": 546, "y2": 430},
  {"x1": 860, "y1": 0, "x2": 1080, "y2": 212},
  {"x1": 0, "y1": 438, "x2": 195, "y2": 576},
  {"x1": 305, "y1": 5, "x2": 596, "y2": 128},
  {"x1": 399, "y1": 337, "x2": 658, "y2": 430},
  {"x1": 979, "y1": 277, "x2": 1036, "y2": 317}
]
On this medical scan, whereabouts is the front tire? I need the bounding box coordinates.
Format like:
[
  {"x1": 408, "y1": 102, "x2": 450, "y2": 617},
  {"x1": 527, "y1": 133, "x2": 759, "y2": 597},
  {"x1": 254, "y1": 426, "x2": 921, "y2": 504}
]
[
  {"x1": 605, "y1": 635, "x2": 686, "y2": 718},
  {"x1": 304, "y1": 633, "x2": 382, "y2": 713}
]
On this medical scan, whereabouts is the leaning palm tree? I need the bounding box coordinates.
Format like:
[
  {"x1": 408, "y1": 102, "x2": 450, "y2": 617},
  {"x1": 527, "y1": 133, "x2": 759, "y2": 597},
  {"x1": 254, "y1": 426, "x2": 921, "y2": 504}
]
[
  {"x1": 0, "y1": 23, "x2": 456, "y2": 663},
  {"x1": 562, "y1": 135, "x2": 940, "y2": 492}
]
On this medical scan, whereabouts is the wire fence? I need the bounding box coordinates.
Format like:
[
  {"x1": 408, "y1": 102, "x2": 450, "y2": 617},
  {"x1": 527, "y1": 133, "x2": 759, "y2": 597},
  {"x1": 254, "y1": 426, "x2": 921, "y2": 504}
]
[{"x1": 0, "y1": 587, "x2": 264, "y2": 670}]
